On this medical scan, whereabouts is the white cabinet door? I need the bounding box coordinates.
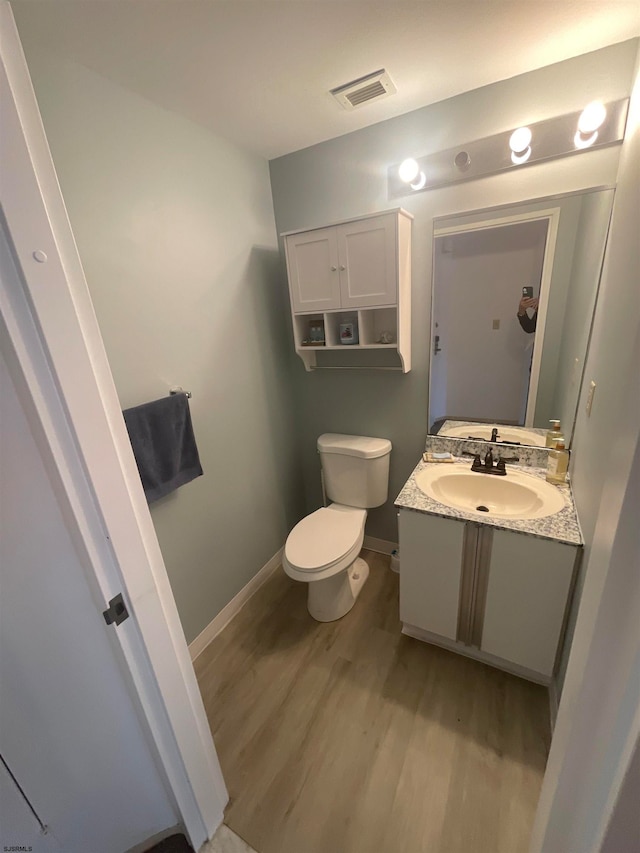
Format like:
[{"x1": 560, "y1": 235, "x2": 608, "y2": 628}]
[
  {"x1": 337, "y1": 214, "x2": 397, "y2": 308},
  {"x1": 285, "y1": 227, "x2": 341, "y2": 312},
  {"x1": 481, "y1": 530, "x2": 577, "y2": 677},
  {"x1": 399, "y1": 510, "x2": 464, "y2": 641}
]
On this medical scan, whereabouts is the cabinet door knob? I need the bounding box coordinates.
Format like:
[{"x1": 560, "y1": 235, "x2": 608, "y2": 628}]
[
  {"x1": 340, "y1": 265, "x2": 346, "y2": 271},
  {"x1": 331, "y1": 266, "x2": 337, "y2": 271}
]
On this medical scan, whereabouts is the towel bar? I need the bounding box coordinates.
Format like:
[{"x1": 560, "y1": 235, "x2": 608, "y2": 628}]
[{"x1": 169, "y1": 385, "x2": 192, "y2": 398}]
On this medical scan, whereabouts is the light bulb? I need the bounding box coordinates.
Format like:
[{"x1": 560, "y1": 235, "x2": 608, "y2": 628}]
[
  {"x1": 410, "y1": 171, "x2": 427, "y2": 190},
  {"x1": 578, "y1": 101, "x2": 606, "y2": 135},
  {"x1": 574, "y1": 129, "x2": 598, "y2": 149},
  {"x1": 398, "y1": 158, "x2": 420, "y2": 183},
  {"x1": 509, "y1": 126, "x2": 532, "y2": 155}
]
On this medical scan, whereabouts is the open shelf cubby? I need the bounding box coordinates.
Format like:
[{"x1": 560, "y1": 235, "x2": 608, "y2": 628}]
[{"x1": 293, "y1": 307, "x2": 407, "y2": 370}]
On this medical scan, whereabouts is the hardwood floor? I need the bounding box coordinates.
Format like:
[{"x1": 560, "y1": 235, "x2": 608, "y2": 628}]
[{"x1": 195, "y1": 551, "x2": 551, "y2": 853}]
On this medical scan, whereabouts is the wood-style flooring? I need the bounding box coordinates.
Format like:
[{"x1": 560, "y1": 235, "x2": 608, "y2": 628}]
[{"x1": 194, "y1": 551, "x2": 551, "y2": 853}]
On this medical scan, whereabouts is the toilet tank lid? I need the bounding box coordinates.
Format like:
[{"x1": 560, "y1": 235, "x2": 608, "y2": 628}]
[{"x1": 317, "y1": 433, "x2": 392, "y2": 459}]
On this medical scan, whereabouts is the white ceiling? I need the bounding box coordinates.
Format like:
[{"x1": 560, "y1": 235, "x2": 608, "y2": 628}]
[{"x1": 12, "y1": 0, "x2": 640, "y2": 160}]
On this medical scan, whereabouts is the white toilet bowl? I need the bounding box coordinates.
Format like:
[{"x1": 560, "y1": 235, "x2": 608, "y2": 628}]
[
  {"x1": 284, "y1": 433, "x2": 391, "y2": 622},
  {"x1": 283, "y1": 504, "x2": 369, "y2": 622}
]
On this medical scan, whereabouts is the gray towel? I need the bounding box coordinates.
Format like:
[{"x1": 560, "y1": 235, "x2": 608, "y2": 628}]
[{"x1": 123, "y1": 393, "x2": 203, "y2": 503}]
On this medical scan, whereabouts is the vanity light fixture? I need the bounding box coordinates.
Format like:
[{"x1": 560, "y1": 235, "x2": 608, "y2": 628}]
[
  {"x1": 574, "y1": 100, "x2": 607, "y2": 149},
  {"x1": 454, "y1": 150, "x2": 472, "y2": 171},
  {"x1": 388, "y1": 97, "x2": 629, "y2": 198},
  {"x1": 509, "y1": 126, "x2": 532, "y2": 164}
]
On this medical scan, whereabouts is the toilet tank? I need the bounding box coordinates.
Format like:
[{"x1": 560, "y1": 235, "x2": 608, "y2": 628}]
[{"x1": 317, "y1": 433, "x2": 392, "y2": 509}]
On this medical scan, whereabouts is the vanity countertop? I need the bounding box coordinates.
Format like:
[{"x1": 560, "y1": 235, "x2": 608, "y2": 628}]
[{"x1": 395, "y1": 458, "x2": 583, "y2": 546}]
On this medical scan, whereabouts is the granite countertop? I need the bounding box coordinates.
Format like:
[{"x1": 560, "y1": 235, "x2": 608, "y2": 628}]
[{"x1": 395, "y1": 457, "x2": 583, "y2": 546}]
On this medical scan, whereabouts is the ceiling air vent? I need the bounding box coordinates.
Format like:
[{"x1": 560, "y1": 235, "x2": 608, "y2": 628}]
[{"x1": 331, "y1": 69, "x2": 397, "y2": 111}]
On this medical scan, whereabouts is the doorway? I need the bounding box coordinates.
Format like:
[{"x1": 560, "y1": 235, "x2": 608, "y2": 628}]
[{"x1": 430, "y1": 208, "x2": 559, "y2": 430}]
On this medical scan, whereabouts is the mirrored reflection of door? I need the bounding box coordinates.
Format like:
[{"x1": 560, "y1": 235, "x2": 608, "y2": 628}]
[{"x1": 431, "y1": 219, "x2": 548, "y2": 428}]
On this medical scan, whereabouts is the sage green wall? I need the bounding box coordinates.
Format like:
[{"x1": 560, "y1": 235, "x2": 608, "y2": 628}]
[
  {"x1": 15, "y1": 40, "x2": 304, "y2": 643},
  {"x1": 555, "y1": 44, "x2": 640, "y2": 693},
  {"x1": 270, "y1": 40, "x2": 638, "y2": 542},
  {"x1": 549, "y1": 188, "x2": 615, "y2": 434}
]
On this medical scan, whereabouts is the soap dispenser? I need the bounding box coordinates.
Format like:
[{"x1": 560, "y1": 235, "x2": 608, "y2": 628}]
[
  {"x1": 545, "y1": 420, "x2": 564, "y2": 448},
  {"x1": 546, "y1": 441, "x2": 569, "y2": 484}
]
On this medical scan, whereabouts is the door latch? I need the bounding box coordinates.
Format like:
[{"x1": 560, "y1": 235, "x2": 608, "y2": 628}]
[
  {"x1": 103, "y1": 593, "x2": 130, "y2": 626},
  {"x1": 433, "y1": 334, "x2": 442, "y2": 354}
]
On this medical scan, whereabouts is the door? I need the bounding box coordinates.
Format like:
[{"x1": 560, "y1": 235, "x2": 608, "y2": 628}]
[
  {"x1": 0, "y1": 347, "x2": 177, "y2": 852},
  {"x1": 337, "y1": 214, "x2": 397, "y2": 308},
  {"x1": 431, "y1": 219, "x2": 548, "y2": 423},
  {"x1": 399, "y1": 510, "x2": 465, "y2": 640},
  {"x1": 480, "y1": 530, "x2": 576, "y2": 677},
  {"x1": 286, "y1": 227, "x2": 341, "y2": 312},
  {"x1": 1, "y1": 12, "x2": 226, "y2": 848}
]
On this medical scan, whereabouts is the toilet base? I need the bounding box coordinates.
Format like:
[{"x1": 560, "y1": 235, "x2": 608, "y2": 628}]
[{"x1": 307, "y1": 557, "x2": 370, "y2": 622}]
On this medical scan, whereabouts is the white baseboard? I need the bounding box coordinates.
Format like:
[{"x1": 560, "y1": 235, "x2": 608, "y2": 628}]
[
  {"x1": 189, "y1": 546, "x2": 284, "y2": 662},
  {"x1": 363, "y1": 535, "x2": 398, "y2": 555}
]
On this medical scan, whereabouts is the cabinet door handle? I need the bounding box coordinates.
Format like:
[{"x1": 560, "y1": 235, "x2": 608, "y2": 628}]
[
  {"x1": 331, "y1": 266, "x2": 337, "y2": 271},
  {"x1": 339, "y1": 265, "x2": 346, "y2": 271}
]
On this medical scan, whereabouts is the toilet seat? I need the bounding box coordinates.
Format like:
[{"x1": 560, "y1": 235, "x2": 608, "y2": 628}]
[{"x1": 283, "y1": 504, "x2": 366, "y2": 581}]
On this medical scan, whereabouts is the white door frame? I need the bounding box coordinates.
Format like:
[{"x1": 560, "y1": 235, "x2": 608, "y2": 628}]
[
  {"x1": 433, "y1": 206, "x2": 561, "y2": 427},
  {"x1": 0, "y1": 5, "x2": 227, "y2": 849}
]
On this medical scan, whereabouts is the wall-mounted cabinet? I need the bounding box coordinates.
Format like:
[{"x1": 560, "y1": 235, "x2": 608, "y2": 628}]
[
  {"x1": 282, "y1": 209, "x2": 412, "y2": 371},
  {"x1": 398, "y1": 509, "x2": 579, "y2": 682}
]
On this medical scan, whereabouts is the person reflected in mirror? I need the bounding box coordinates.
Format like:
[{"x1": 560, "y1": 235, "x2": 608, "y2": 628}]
[{"x1": 517, "y1": 295, "x2": 539, "y2": 333}]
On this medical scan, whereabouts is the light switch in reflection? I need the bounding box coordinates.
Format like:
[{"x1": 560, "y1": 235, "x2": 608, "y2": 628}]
[{"x1": 492, "y1": 319, "x2": 500, "y2": 330}]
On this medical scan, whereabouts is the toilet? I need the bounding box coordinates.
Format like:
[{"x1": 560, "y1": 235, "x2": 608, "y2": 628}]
[{"x1": 283, "y1": 433, "x2": 392, "y2": 622}]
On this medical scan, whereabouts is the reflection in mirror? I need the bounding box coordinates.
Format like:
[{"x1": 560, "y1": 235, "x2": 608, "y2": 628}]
[{"x1": 428, "y1": 188, "x2": 614, "y2": 446}]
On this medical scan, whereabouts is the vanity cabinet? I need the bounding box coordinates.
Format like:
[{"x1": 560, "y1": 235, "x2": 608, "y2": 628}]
[
  {"x1": 398, "y1": 509, "x2": 579, "y2": 681},
  {"x1": 282, "y1": 209, "x2": 412, "y2": 371},
  {"x1": 399, "y1": 510, "x2": 464, "y2": 641},
  {"x1": 481, "y1": 530, "x2": 576, "y2": 677}
]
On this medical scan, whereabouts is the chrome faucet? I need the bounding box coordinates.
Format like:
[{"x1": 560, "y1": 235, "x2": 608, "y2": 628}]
[{"x1": 490, "y1": 427, "x2": 499, "y2": 442}]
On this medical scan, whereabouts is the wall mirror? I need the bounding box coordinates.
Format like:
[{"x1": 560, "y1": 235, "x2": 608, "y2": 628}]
[{"x1": 428, "y1": 187, "x2": 614, "y2": 447}]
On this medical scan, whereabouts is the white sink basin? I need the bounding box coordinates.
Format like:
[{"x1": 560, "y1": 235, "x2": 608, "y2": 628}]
[
  {"x1": 438, "y1": 424, "x2": 546, "y2": 447},
  {"x1": 415, "y1": 463, "x2": 566, "y2": 520}
]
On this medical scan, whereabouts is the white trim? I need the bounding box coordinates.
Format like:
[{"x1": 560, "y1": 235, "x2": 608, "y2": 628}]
[
  {"x1": 401, "y1": 622, "x2": 551, "y2": 686},
  {"x1": 433, "y1": 207, "x2": 560, "y2": 237},
  {"x1": 280, "y1": 206, "x2": 413, "y2": 238},
  {"x1": 189, "y1": 548, "x2": 284, "y2": 662},
  {"x1": 524, "y1": 209, "x2": 560, "y2": 426},
  {"x1": 548, "y1": 678, "x2": 559, "y2": 731},
  {"x1": 0, "y1": 6, "x2": 226, "y2": 848},
  {"x1": 363, "y1": 535, "x2": 398, "y2": 555}
]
